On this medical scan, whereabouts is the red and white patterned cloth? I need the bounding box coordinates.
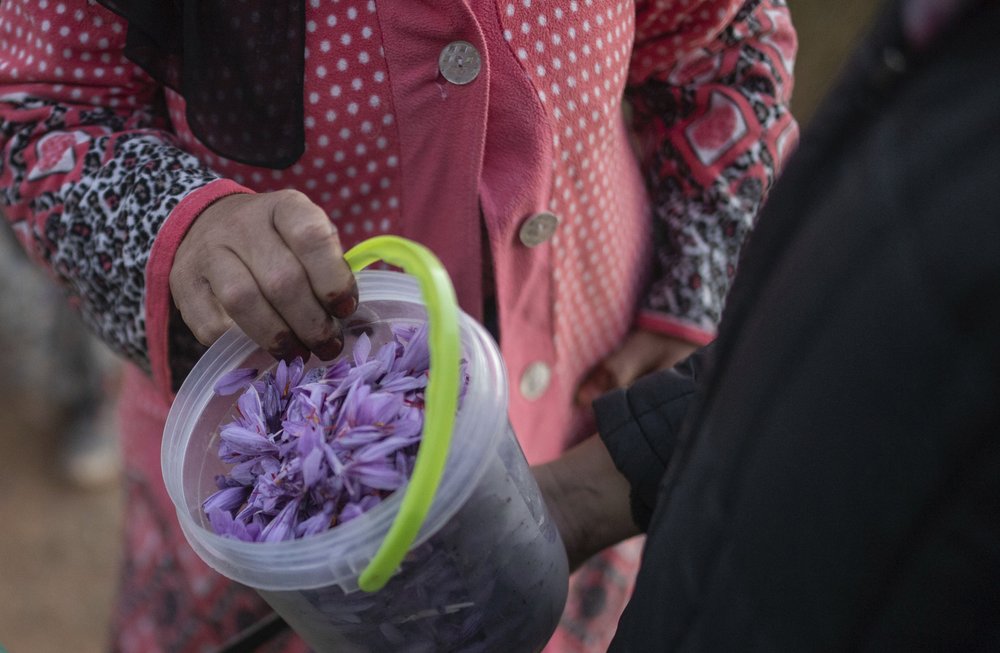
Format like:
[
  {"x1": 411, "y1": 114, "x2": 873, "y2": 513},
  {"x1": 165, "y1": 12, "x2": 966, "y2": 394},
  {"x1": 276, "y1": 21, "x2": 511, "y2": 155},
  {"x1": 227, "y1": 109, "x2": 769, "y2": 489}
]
[{"x1": 1, "y1": 1, "x2": 796, "y2": 651}]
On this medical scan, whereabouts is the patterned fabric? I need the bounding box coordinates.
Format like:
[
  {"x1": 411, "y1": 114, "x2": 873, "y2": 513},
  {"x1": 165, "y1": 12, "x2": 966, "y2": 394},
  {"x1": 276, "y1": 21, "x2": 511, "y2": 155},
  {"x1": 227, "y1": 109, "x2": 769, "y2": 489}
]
[
  {"x1": 112, "y1": 365, "x2": 307, "y2": 653},
  {"x1": 0, "y1": 0, "x2": 795, "y2": 364},
  {"x1": 630, "y1": 0, "x2": 797, "y2": 334},
  {"x1": 551, "y1": 537, "x2": 646, "y2": 652},
  {"x1": 0, "y1": 92, "x2": 220, "y2": 370},
  {"x1": 0, "y1": 1, "x2": 796, "y2": 652}
]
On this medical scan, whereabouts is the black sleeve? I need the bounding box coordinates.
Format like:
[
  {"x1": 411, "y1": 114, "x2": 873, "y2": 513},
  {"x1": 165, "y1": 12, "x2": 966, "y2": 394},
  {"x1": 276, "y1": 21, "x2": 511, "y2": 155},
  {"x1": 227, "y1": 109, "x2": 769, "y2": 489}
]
[{"x1": 593, "y1": 345, "x2": 712, "y2": 531}]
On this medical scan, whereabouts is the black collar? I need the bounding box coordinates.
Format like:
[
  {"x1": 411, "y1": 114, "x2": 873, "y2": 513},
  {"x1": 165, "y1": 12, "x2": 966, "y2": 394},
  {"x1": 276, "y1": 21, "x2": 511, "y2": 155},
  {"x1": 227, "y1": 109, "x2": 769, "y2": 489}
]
[{"x1": 97, "y1": 0, "x2": 306, "y2": 169}]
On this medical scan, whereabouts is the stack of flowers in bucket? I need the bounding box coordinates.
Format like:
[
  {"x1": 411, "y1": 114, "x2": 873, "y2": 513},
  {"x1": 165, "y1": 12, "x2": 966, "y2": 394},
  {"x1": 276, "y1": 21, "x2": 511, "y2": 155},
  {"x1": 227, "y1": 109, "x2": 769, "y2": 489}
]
[
  {"x1": 205, "y1": 325, "x2": 446, "y2": 545},
  {"x1": 161, "y1": 237, "x2": 569, "y2": 653}
]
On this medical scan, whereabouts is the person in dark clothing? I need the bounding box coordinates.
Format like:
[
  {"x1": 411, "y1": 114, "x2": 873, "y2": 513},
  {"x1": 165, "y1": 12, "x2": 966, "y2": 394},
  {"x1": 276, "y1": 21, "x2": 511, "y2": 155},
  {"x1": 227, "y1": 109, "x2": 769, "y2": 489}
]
[{"x1": 535, "y1": 0, "x2": 1000, "y2": 650}]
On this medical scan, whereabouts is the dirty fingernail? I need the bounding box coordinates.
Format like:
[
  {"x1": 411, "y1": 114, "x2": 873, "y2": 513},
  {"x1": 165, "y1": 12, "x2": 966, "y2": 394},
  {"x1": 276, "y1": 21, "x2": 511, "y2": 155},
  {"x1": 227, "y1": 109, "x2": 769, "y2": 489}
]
[
  {"x1": 327, "y1": 278, "x2": 359, "y2": 318},
  {"x1": 315, "y1": 336, "x2": 344, "y2": 361},
  {"x1": 271, "y1": 331, "x2": 309, "y2": 362}
]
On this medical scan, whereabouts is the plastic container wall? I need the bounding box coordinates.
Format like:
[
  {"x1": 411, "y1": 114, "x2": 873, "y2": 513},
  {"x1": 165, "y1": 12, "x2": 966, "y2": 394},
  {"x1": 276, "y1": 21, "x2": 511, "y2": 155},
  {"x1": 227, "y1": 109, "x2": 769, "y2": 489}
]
[{"x1": 162, "y1": 271, "x2": 569, "y2": 652}]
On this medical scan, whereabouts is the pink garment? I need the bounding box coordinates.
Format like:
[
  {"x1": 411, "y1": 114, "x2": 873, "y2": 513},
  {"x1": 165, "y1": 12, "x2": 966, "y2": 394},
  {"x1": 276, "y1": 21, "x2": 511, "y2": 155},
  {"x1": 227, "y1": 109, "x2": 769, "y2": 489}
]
[
  {"x1": 145, "y1": 0, "x2": 796, "y2": 463},
  {"x1": 0, "y1": 0, "x2": 796, "y2": 458},
  {"x1": 148, "y1": 0, "x2": 653, "y2": 466},
  {"x1": 113, "y1": 364, "x2": 309, "y2": 653},
  {"x1": 0, "y1": 0, "x2": 796, "y2": 651}
]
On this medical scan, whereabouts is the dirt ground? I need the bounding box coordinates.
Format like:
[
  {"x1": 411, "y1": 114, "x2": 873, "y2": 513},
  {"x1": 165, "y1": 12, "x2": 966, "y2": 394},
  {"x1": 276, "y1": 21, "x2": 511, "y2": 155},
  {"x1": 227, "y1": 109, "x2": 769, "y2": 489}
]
[
  {"x1": 0, "y1": 3, "x2": 876, "y2": 652},
  {"x1": 0, "y1": 402, "x2": 123, "y2": 653}
]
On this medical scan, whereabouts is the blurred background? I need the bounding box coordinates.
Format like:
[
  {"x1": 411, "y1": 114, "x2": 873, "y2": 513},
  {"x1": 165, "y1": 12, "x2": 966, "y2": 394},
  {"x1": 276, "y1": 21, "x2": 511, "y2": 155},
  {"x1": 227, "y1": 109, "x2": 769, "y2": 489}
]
[{"x1": 0, "y1": 2, "x2": 878, "y2": 651}]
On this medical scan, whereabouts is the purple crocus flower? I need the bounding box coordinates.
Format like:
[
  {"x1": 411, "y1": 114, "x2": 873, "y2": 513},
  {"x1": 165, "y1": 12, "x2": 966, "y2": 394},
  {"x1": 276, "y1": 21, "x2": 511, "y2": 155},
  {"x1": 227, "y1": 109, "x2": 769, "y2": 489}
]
[
  {"x1": 295, "y1": 503, "x2": 336, "y2": 538},
  {"x1": 339, "y1": 495, "x2": 382, "y2": 524},
  {"x1": 274, "y1": 357, "x2": 305, "y2": 397},
  {"x1": 203, "y1": 323, "x2": 467, "y2": 542},
  {"x1": 219, "y1": 424, "x2": 279, "y2": 457},
  {"x1": 203, "y1": 485, "x2": 250, "y2": 514},
  {"x1": 228, "y1": 455, "x2": 279, "y2": 486},
  {"x1": 259, "y1": 498, "x2": 302, "y2": 543},
  {"x1": 234, "y1": 387, "x2": 266, "y2": 433},
  {"x1": 214, "y1": 367, "x2": 259, "y2": 396},
  {"x1": 393, "y1": 323, "x2": 431, "y2": 374},
  {"x1": 207, "y1": 507, "x2": 260, "y2": 542}
]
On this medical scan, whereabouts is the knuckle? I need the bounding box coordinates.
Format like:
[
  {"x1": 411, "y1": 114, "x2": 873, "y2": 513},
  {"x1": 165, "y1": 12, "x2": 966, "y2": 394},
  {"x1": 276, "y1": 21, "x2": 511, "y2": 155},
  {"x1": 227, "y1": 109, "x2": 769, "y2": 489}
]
[
  {"x1": 190, "y1": 321, "x2": 225, "y2": 346},
  {"x1": 286, "y1": 218, "x2": 336, "y2": 250},
  {"x1": 270, "y1": 193, "x2": 342, "y2": 253},
  {"x1": 214, "y1": 278, "x2": 257, "y2": 310},
  {"x1": 260, "y1": 266, "x2": 307, "y2": 298},
  {"x1": 271, "y1": 189, "x2": 310, "y2": 213}
]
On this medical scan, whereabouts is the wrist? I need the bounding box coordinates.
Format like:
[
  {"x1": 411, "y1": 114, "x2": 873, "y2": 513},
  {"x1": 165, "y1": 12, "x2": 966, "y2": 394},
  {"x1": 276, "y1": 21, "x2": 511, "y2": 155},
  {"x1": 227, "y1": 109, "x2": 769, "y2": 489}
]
[
  {"x1": 148, "y1": 180, "x2": 253, "y2": 397},
  {"x1": 535, "y1": 435, "x2": 639, "y2": 571}
]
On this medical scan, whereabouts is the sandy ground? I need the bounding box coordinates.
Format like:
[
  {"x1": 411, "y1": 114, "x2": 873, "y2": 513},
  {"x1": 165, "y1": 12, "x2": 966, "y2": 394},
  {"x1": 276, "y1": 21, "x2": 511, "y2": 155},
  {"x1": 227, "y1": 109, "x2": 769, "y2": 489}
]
[
  {"x1": 0, "y1": 403, "x2": 123, "y2": 653},
  {"x1": 0, "y1": 3, "x2": 876, "y2": 652}
]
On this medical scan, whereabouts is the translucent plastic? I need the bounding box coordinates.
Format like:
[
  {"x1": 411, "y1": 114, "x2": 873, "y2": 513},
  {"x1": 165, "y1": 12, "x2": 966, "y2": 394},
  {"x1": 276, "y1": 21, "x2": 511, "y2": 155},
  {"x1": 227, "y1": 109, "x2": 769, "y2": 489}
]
[{"x1": 161, "y1": 271, "x2": 569, "y2": 652}]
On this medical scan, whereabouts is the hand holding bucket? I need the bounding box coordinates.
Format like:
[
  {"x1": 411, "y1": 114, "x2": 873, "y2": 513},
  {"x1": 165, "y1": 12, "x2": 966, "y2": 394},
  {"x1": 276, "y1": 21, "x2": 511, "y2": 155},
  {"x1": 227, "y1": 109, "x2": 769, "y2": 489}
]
[{"x1": 162, "y1": 236, "x2": 569, "y2": 652}]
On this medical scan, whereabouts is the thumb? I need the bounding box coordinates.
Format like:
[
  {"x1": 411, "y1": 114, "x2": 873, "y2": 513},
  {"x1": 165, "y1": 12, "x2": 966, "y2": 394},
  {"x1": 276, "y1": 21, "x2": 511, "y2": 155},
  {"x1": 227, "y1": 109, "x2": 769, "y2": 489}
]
[
  {"x1": 575, "y1": 331, "x2": 699, "y2": 407},
  {"x1": 575, "y1": 362, "x2": 618, "y2": 407},
  {"x1": 575, "y1": 337, "x2": 649, "y2": 407}
]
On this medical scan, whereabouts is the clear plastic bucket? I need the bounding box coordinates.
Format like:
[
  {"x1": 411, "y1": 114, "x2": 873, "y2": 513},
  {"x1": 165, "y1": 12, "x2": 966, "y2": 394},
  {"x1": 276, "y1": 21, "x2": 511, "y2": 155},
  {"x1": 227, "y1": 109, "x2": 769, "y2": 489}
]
[{"x1": 161, "y1": 268, "x2": 569, "y2": 652}]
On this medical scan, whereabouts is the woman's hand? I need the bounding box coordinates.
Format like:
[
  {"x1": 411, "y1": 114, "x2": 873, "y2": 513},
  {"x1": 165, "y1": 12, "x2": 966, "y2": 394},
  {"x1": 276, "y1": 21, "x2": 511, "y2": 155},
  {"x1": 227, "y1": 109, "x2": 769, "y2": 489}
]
[
  {"x1": 575, "y1": 329, "x2": 699, "y2": 407},
  {"x1": 169, "y1": 190, "x2": 357, "y2": 362}
]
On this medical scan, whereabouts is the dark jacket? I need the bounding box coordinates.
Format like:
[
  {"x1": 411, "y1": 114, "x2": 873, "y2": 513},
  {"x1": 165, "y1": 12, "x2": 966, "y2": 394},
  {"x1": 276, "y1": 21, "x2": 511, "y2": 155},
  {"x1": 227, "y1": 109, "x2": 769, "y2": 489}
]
[{"x1": 594, "y1": 1, "x2": 1000, "y2": 650}]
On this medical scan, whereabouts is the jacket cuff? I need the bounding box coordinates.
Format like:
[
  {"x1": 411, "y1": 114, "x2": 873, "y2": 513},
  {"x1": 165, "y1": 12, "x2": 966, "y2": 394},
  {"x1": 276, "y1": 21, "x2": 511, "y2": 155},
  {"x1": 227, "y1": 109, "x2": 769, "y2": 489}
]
[
  {"x1": 594, "y1": 367, "x2": 697, "y2": 531},
  {"x1": 145, "y1": 179, "x2": 255, "y2": 399},
  {"x1": 636, "y1": 309, "x2": 716, "y2": 346}
]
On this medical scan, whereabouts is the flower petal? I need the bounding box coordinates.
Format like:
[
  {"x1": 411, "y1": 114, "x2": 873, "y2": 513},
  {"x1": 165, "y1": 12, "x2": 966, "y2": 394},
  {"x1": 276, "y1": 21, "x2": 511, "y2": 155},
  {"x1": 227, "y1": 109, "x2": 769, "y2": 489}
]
[
  {"x1": 295, "y1": 507, "x2": 335, "y2": 538},
  {"x1": 235, "y1": 386, "x2": 266, "y2": 433},
  {"x1": 219, "y1": 424, "x2": 279, "y2": 455},
  {"x1": 355, "y1": 435, "x2": 418, "y2": 464},
  {"x1": 207, "y1": 507, "x2": 257, "y2": 542},
  {"x1": 203, "y1": 485, "x2": 249, "y2": 514},
  {"x1": 301, "y1": 445, "x2": 325, "y2": 488},
  {"x1": 214, "y1": 367, "x2": 259, "y2": 396},
  {"x1": 394, "y1": 323, "x2": 431, "y2": 373},
  {"x1": 351, "y1": 461, "x2": 405, "y2": 490},
  {"x1": 352, "y1": 332, "x2": 372, "y2": 367},
  {"x1": 355, "y1": 391, "x2": 403, "y2": 426},
  {"x1": 259, "y1": 498, "x2": 301, "y2": 543},
  {"x1": 336, "y1": 425, "x2": 382, "y2": 447},
  {"x1": 378, "y1": 372, "x2": 427, "y2": 394}
]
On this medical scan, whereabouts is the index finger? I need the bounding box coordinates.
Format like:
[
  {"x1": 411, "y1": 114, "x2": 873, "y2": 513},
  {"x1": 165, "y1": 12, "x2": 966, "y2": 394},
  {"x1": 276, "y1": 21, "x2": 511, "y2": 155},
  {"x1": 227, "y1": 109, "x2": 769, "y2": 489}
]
[{"x1": 270, "y1": 191, "x2": 358, "y2": 319}]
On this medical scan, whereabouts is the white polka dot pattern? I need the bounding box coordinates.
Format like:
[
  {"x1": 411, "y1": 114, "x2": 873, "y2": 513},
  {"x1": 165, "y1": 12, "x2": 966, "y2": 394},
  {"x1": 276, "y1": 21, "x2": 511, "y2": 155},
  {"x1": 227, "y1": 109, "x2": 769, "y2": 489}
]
[
  {"x1": 0, "y1": 0, "x2": 796, "y2": 446},
  {"x1": 0, "y1": 2, "x2": 798, "y2": 652},
  {"x1": 500, "y1": 0, "x2": 650, "y2": 386},
  {"x1": 0, "y1": 0, "x2": 152, "y2": 107},
  {"x1": 166, "y1": 0, "x2": 401, "y2": 244},
  {"x1": 0, "y1": 0, "x2": 797, "y2": 464}
]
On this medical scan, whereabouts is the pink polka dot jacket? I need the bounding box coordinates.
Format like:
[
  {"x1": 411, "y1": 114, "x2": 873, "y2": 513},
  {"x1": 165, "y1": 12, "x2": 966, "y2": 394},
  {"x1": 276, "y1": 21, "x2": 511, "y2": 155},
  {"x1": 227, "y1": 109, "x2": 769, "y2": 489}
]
[
  {"x1": 0, "y1": 0, "x2": 795, "y2": 459},
  {"x1": 0, "y1": 0, "x2": 796, "y2": 651}
]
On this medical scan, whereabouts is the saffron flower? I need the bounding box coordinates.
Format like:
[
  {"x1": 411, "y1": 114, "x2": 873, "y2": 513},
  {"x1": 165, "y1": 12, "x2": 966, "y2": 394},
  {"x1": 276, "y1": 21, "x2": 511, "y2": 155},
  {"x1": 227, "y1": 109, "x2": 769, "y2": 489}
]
[
  {"x1": 213, "y1": 367, "x2": 259, "y2": 396},
  {"x1": 204, "y1": 323, "x2": 468, "y2": 542}
]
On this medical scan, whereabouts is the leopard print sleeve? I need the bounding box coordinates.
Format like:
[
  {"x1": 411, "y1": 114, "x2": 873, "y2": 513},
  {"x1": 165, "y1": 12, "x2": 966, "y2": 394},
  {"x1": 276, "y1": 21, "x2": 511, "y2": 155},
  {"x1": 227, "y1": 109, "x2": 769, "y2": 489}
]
[
  {"x1": 0, "y1": 93, "x2": 221, "y2": 372},
  {"x1": 629, "y1": 0, "x2": 799, "y2": 339},
  {"x1": 0, "y1": 1, "x2": 223, "y2": 372}
]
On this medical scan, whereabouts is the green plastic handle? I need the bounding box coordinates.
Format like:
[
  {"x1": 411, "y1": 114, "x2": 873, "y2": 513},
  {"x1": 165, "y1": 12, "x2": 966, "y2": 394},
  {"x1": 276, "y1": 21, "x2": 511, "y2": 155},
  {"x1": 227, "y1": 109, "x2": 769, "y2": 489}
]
[{"x1": 343, "y1": 236, "x2": 461, "y2": 592}]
